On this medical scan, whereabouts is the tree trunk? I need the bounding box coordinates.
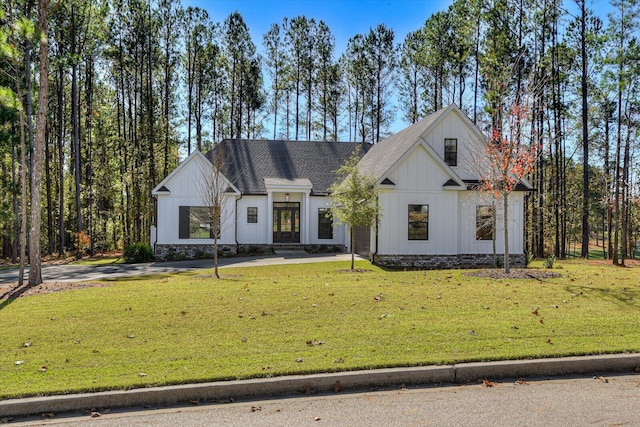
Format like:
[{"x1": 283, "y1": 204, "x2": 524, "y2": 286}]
[
  {"x1": 503, "y1": 193, "x2": 510, "y2": 274},
  {"x1": 579, "y1": 0, "x2": 590, "y2": 258},
  {"x1": 350, "y1": 227, "x2": 355, "y2": 271},
  {"x1": 29, "y1": 0, "x2": 50, "y2": 285},
  {"x1": 57, "y1": 61, "x2": 65, "y2": 257},
  {"x1": 18, "y1": 94, "x2": 28, "y2": 287}
]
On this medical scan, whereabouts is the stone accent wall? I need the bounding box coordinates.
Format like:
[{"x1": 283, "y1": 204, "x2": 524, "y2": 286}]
[
  {"x1": 154, "y1": 244, "x2": 236, "y2": 261},
  {"x1": 154, "y1": 243, "x2": 344, "y2": 260},
  {"x1": 373, "y1": 253, "x2": 526, "y2": 269}
]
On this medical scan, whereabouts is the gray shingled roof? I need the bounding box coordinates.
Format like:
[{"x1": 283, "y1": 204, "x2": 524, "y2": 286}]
[{"x1": 205, "y1": 139, "x2": 369, "y2": 195}]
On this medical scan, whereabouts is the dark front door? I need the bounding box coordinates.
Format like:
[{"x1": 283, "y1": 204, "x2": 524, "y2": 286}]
[{"x1": 273, "y1": 202, "x2": 300, "y2": 243}]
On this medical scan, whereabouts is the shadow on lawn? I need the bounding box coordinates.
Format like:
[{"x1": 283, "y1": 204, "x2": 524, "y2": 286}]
[
  {"x1": 0, "y1": 283, "x2": 35, "y2": 311},
  {"x1": 564, "y1": 284, "x2": 640, "y2": 308}
]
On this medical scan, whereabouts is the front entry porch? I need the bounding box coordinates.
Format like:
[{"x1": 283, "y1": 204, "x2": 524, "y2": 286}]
[{"x1": 273, "y1": 202, "x2": 300, "y2": 243}]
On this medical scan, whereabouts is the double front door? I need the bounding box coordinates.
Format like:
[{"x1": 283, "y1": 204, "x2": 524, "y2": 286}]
[{"x1": 273, "y1": 202, "x2": 300, "y2": 243}]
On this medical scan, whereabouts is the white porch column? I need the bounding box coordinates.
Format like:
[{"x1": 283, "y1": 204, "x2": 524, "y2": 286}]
[
  {"x1": 303, "y1": 191, "x2": 310, "y2": 244},
  {"x1": 267, "y1": 191, "x2": 273, "y2": 244}
]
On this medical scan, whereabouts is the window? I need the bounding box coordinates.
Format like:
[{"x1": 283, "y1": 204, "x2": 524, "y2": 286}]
[
  {"x1": 476, "y1": 205, "x2": 494, "y2": 240},
  {"x1": 179, "y1": 206, "x2": 217, "y2": 239},
  {"x1": 318, "y1": 208, "x2": 333, "y2": 239},
  {"x1": 444, "y1": 138, "x2": 457, "y2": 166},
  {"x1": 408, "y1": 204, "x2": 429, "y2": 240},
  {"x1": 247, "y1": 207, "x2": 258, "y2": 223}
]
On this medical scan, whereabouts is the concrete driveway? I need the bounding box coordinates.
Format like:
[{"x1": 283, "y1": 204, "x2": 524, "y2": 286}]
[{"x1": 0, "y1": 252, "x2": 364, "y2": 284}]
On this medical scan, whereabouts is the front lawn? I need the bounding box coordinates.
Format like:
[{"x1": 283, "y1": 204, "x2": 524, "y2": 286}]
[{"x1": 1, "y1": 259, "x2": 638, "y2": 398}]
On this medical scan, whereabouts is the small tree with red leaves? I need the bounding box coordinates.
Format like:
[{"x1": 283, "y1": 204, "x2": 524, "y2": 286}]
[{"x1": 481, "y1": 104, "x2": 540, "y2": 273}]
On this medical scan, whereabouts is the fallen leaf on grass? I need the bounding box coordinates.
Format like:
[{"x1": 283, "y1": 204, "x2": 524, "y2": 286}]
[
  {"x1": 295, "y1": 358, "x2": 304, "y2": 363},
  {"x1": 334, "y1": 357, "x2": 345, "y2": 363},
  {"x1": 138, "y1": 372, "x2": 147, "y2": 377},
  {"x1": 39, "y1": 366, "x2": 48, "y2": 372},
  {"x1": 546, "y1": 339, "x2": 552, "y2": 344}
]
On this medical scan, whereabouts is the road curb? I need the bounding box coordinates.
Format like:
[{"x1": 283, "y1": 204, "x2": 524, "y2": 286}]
[{"x1": 2, "y1": 353, "x2": 639, "y2": 418}]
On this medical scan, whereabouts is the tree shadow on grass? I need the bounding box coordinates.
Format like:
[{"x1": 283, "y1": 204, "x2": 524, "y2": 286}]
[
  {"x1": 0, "y1": 283, "x2": 35, "y2": 311},
  {"x1": 564, "y1": 284, "x2": 640, "y2": 309}
]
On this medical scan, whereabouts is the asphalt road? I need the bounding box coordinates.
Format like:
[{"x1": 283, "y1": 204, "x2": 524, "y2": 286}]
[
  {"x1": 0, "y1": 253, "x2": 361, "y2": 284},
  {"x1": 7, "y1": 374, "x2": 639, "y2": 426}
]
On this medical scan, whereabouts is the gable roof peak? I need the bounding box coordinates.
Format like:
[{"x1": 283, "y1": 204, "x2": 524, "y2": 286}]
[{"x1": 356, "y1": 103, "x2": 464, "y2": 180}]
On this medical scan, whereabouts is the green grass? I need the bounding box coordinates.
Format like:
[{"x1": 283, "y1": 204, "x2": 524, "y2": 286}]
[
  {"x1": 70, "y1": 256, "x2": 125, "y2": 266},
  {"x1": 1, "y1": 259, "x2": 639, "y2": 399}
]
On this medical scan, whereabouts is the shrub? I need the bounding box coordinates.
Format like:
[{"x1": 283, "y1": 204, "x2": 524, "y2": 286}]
[
  {"x1": 194, "y1": 249, "x2": 211, "y2": 259},
  {"x1": 544, "y1": 255, "x2": 556, "y2": 269},
  {"x1": 526, "y1": 252, "x2": 534, "y2": 267},
  {"x1": 124, "y1": 243, "x2": 155, "y2": 263}
]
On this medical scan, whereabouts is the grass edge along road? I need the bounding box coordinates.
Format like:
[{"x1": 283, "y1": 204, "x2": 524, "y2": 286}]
[{"x1": 1, "y1": 259, "x2": 638, "y2": 399}]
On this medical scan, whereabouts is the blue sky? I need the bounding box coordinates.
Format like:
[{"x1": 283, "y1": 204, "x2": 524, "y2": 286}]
[
  {"x1": 182, "y1": 0, "x2": 618, "y2": 138},
  {"x1": 187, "y1": 0, "x2": 451, "y2": 56}
]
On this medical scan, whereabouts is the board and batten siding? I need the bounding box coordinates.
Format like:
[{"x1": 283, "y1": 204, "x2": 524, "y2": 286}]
[
  {"x1": 308, "y1": 196, "x2": 347, "y2": 246},
  {"x1": 374, "y1": 144, "x2": 460, "y2": 256},
  {"x1": 422, "y1": 110, "x2": 486, "y2": 181},
  {"x1": 457, "y1": 191, "x2": 525, "y2": 255},
  {"x1": 236, "y1": 195, "x2": 269, "y2": 244},
  {"x1": 155, "y1": 154, "x2": 236, "y2": 246}
]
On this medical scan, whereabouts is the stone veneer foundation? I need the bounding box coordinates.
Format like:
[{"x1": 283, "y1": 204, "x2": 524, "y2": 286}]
[
  {"x1": 373, "y1": 253, "x2": 526, "y2": 269},
  {"x1": 154, "y1": 244, "x2": 236, "y2": 260},
  {"x1": 154, "y1": 243, "x2": 344, "y2": 261}
]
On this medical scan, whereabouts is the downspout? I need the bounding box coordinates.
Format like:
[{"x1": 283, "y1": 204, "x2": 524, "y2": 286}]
[
  {"x1": 235, "y1": 193, "x2": 243, "y2": 253},
  {"x1": 152, "y1": 194, "x2": 158, "y2": 255},
  {"x1": 372, "y1": 195, "x2": 379, "y2": 264}
]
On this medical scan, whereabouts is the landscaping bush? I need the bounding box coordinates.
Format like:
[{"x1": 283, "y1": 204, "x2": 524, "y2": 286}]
[
  {"x1": 123, "y1": 243, "x2": 155, "y2": 263},
  {"x1": 544, "y1": 255, "x2": 556, "y2": 269}
]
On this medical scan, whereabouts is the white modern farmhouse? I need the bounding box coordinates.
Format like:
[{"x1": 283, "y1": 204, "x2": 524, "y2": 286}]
[{"x1": 152, "y1": 104, "x2": 530, "y2": 268}]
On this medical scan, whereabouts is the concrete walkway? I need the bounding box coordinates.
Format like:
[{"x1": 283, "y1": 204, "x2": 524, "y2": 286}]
[
  {"x1": 1, "y1": 353, "x2": 639, "y2": 418},
  {"x1": 0, "y1": 253, "x2": 365, "y2": 284}
]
